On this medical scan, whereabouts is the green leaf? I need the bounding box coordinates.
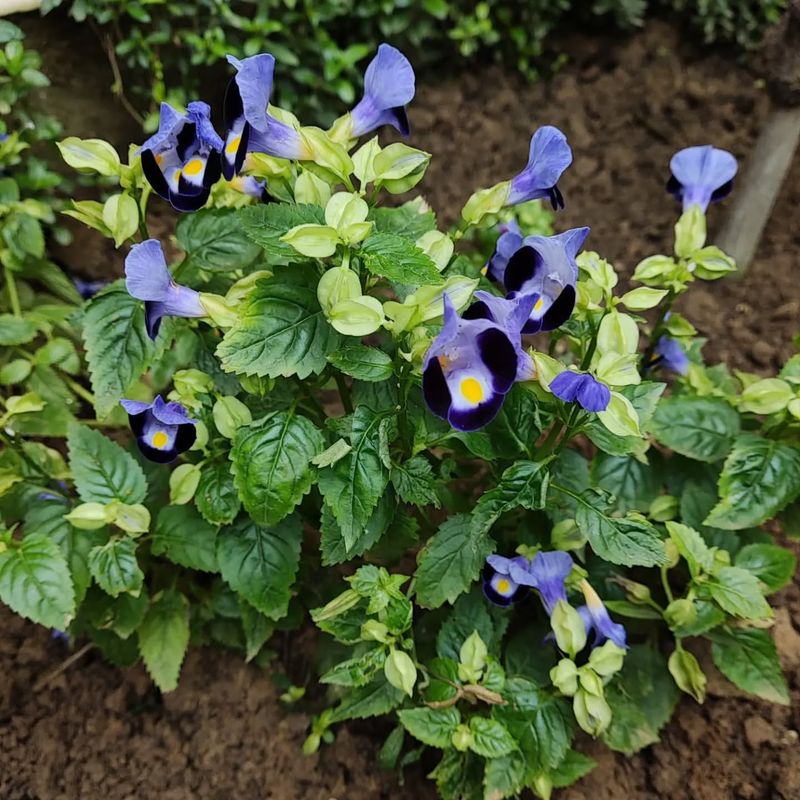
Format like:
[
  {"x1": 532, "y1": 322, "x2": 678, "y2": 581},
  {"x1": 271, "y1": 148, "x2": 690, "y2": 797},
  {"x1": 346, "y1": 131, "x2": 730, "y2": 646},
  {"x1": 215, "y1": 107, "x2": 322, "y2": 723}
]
[
  {"x1": 176, "y1": 208, "x2": 261, "y2": 271},
  {"x1": 239, "y1": 203, "x2": 325, "y2": 264},
  {"x1": 415, "y1": 514, "x2": 493, "y2": 609},
  {"x1": 231, "y1": 411, "x2": 323, "y2": 527},
  {"x1": 195, "y1": 459, "x2": 241, "y2": 526},
  {"x1": 705, "y1": 566, "x2": 772, "y2": 619},
  {"x1": 709, "y1": 628, "x2": 789, "y2": 705},
  {"x1": 472, "y1": 459, "x2": 550, "y2": 533},
  {"x1": 0, "y1": 314, "x2": 38, "y2": 345},
  {"x1": 603, "y1": 645, "x2": 679, "y2": 754},
  {"x1": 320, "y1": 647, "x2": 387, "y2": 687},
  {"x1": 320, "y1": 489, "x2": 395, "y2": 565},
  {"x1": 398, "y1": 707, "x2": 461, "y2": 748},
  {"x1": 318, "y1": 405, "x2": 390, "y2": 551},
  {"x1": 369, "y1": 199, "x2": 437, "y2": 240},
  {"x1": 483, "y1": 753, "x2": 527, "y2": 800},
  {"x1": 216, "y1": 515, "x2": 302, "y2": 620},
  {"x1": 665, "y1": 521, "x2": 713, "y2": 577},
  {"x1": 705, "y1": 435, "x2": 800, "y2": 529},
  {"x1": 469, "y1": 717, "x2": 517, "y2": 758},
  {"x1": 153, "y1": 505, "x2": 218, "y2": 572},
  {"x1": 590, "y1": 453, "x2": 661, "y2": 513},
  {"x1": 67, "y1": 423, "x2": 147, "y2": 505},
  {"x1": 648, "y1": 396, "x2": 740, "y2": 462},
  {"x1": 240, "y1": 602, "x2": 274, "y2": 662},
  {"x1": 360, "y1": 231, "x2": 442, "y2": 286},
  {"x1": 329, "y1": 676, "x2": 404, "y2": 723},
  {"x1": 137, "y1": 589, "x2": 190, "y2": 692},
  {"x1": 550, "y1": 749, "x2": 597, "y2": 788},
  {"x1": 217, "y1": 266, "x2": 340, "y2": 379},
  {"x1": 0, "y1": 533, "x2": 75, "y2": 628},
  {"x1": 734, "y1": 543, "x2": 796, "y2": 594},
  {"x1": 571, "y1": 488, "x2": 667, "y2": 567},
  {"x1": 88, "y1": 537, "x2": 144, "y2": 597},
  {"x1": 82, "y1": 284, "x2": 154, "y2": 418},
  {"x1": 328, "y1": 344, "x2": 394, "y2": 382},
  {"x1": 391, "y1": 455, "x2": 440, "y2": 508}
]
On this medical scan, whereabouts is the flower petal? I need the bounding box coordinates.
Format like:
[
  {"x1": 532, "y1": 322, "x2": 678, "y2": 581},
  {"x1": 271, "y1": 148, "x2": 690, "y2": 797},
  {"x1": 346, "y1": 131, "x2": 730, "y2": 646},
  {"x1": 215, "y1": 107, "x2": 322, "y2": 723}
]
[{"x1": 125, "y1": 240, "x2": 171, "y2": 301}]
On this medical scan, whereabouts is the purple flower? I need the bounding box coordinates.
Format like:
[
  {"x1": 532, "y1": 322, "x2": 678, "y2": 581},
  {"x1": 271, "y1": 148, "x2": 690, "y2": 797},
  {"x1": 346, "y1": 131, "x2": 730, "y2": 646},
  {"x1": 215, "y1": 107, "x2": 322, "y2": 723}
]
[
  {"x1": 120, "y1": 395, "x2": 197, "y2": 463},
  {"x1": 349, "y1": 44, "x2": 415, "y2": 138},
  {"x1": 667, "y1": 145, "x2": 737, "y2": 212},
  {"x1": 485, "y1": 226, "x2": 524, "y2": 284},
  {"x1": 140, "y1": 101, "x2": 223, "y2": 212},
  {"x1": 496, "y1": 227, "x2": 589, "y2": 333},
  {"x1": 422, "y1": 293, "x2": 535, "y2": 431},
  {"x1": 509, "y1": 550, "x2": 573, "y2": 615},
  {"x1": 222, "y1": 54, "x2": 311, "y2": 178},
  {"x1": 229, "y1": 174, "x2": 270, "y2": 201},
  {"x1": 72, "y1": 277, "x2": 108, "y2": 299},
  {"x1": 577, "y1": 580, "x2": 627, "y2": 649},
  {"x1": 653, "y1": 336, "x2": 689, "y2": 375},
  {"x1": 482, "y1": 554, "x2": 530, "y2": 607},
  {"x1": 550, "y1": 370, "x2": 610, "y2": 413},
  {"x1": 507, "y1": 126, "x2": 573, "y2": 209},
  {"x1": 125, "y1": 239, "x2": 205, "y2": 340},
  {"x1": 51, "y1": 629, "x2": 70, "y2": 644}
]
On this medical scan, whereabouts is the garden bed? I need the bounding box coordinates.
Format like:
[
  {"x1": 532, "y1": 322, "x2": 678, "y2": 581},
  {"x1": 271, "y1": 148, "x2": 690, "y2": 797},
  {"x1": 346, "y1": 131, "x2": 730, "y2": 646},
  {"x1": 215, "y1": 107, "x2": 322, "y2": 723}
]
[{"x1": 2, "y1": 16, "x2": 799, "y2": 800}]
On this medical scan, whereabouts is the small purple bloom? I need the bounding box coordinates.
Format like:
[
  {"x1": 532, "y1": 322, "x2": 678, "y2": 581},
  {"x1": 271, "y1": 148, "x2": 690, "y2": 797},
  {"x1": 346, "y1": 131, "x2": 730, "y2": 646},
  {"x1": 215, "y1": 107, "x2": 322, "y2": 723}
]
[
  {"x1": 125, "y1": 239, "x2": 205, "y2": 340},
  {"x1": 667, "y1": 145, "x2": 737, "y2": 212},
  {"x1": 140, "y1": 101, "x2": 223, "y2": 212},
  {"x1": 653, "y1": 336, "x2": 689, "y2": 375},
  {"x1": 578, "y1": 580, "x2": 627, "y2": 649},
  {"x1": 422, "y1": 293, "x2": 533, "y2": 431},
  {"x1": 51, "y1": 629, "x2": 70, "y2": 644},
  {"x1": 485, "y1": 227, "x2": 524, "y2": 284},
  {"x1": 229, "y1": 174, "x2": 270, "y2": 201},
  {"x1": 482, "y1": 554, "x2": 529, "y2": 607},
  {"x1": 120, "y1": 395, "x2": 197, "y2": 464},
  {"x1": 550, "y1": 370, "x2": 611, "y2": 413},
  {"x1": 507, "y1": 126, "x2": 573, "y2": 209},
  {"x1": 495, "y1": 227, "x2": 589, "y2": 333},
  {"x1": 72, "y1": 277, "x2": 108, "y2": 299},
  {"x1": 222, "y1": 54, "x2": 310, "y2": 178},
  {"x1": 509, "y1": 550, "x2": 573, "y2": 615},
  {"x1": 349, "y1": 43, "x2": 415, "y2": 138}
]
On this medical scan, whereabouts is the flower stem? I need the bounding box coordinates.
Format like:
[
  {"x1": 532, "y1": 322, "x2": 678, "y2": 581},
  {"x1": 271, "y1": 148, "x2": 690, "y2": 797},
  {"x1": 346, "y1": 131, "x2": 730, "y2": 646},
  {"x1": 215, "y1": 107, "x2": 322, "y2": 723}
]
[
  {"x1": 4, "y1": 263, "x2": 22, "y2": 317},
  {"x1": 660, "y1": 565, "x2": 675, "y2": 604},
  {"x1": 334, "y1": 372, "x2": 354, "y2": 415},
  {"x1": 63, "y1": 376, "x2": 96, "y2": 407}
]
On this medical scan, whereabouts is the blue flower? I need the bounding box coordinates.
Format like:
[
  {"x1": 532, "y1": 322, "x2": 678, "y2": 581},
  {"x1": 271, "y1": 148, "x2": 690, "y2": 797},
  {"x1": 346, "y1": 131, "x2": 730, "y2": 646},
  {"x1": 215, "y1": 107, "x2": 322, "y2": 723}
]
[
  {"x1": 422, "y1": 292, "x2": 535, "y2": 431},
  {"x1": 349, "y1": 44, "x2": 415, "y2": 138},
  {"x1": 652, "y1": 335, "x2": 689, "y2": 375},
  {"x1": 125, "y1": 239, "x2": 205, "y2": 340},
  {"x1": 229, "y1": 174, "x2": 270, "y2": 201},
  {"x1": 493, "y1": 227, "x2": 589, "y2": 333},
  {"x1": 667, "y1": 145, "x2": 737, "y2": 212},
  {"x1": 550, "y1": 370, "x2": 611, "y2": 412},
  {"x1": 509, "y1": 550, "x2": 573, "y2": 615},
  {"x1": 485, "y1": 224, "x2": 523, "y2": 284},
  {"x1": 140, "y1": 101, "x2": 223, "y2": 212},
  {"x1": 507, "y1": 126, "x2": 573, "y2": 208},
  {"x1": 120, "y1": 395, "x2": 197, "y2": 463},
  {"x1": 222, "y1": 54, "x2": 311, "y2": 178},
  {"x1": 577, "y1": 580, "x2": 627, "y2": 649},
  {"x1": 72, "y1": 277, "x2": 108, "y2": 299},
  {"x1": 482, "y1": 554, "x2": 529, "y2": 607}
]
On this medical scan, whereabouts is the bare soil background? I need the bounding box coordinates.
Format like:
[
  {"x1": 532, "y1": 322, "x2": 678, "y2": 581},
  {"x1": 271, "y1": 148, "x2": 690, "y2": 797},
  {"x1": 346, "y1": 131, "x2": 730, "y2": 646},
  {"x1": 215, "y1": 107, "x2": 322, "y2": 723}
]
[{"x1": 2, "y1": 14, "x2": 799, "y2": 800}]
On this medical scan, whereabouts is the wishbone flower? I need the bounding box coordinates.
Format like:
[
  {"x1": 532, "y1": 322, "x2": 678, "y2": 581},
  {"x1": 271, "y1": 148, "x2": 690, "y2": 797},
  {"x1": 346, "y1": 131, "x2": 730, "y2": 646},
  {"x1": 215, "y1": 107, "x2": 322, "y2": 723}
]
[
  {"x1": 120, "y1": 395, "x2": 197, "y2": 463},
  {"x1": 667, "y1": 144, "x2": 738, "y2": 212}
]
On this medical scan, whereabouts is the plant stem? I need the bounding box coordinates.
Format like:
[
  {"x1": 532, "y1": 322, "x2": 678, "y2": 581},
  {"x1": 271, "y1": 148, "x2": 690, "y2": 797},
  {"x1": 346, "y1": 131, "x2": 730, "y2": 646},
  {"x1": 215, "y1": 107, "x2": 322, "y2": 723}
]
[
  {"x1": 4, "y1": 263, "x2": 22, "y2": 317},
  {"x1": 660, "y1": 565, "x2": 675, "y2": 604},
  {"x1": 334, "y1": 372, "x2": 354, "y2": 415},
  {"x1": 63, "y1": 376, "x2": 96, "y2": 406}
]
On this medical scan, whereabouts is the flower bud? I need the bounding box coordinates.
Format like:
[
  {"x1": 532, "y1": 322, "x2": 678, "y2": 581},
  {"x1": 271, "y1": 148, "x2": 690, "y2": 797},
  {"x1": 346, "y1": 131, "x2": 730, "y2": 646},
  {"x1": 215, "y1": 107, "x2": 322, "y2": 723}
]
[
  {"x1": 65, "y1": 502, "x2": 112, "y2": 530},
  {"x1": 551, "y1": 600, "x2": 588, "y2": 659},
  {"x1": 458, "y1": 631, "x2": 488, "y2": 684},
  {"x1": 112, "y1": 502, "x2": 151, "y2": 534},
  {"x1": 664, "y1": 539, "x2": 680, "y2": 568},
  {"x1": 550, "y1": 658, "x2": 578, "y2": 696},
  {"x1": 573, "y1": 686, "x2": 612, "y2": 737},
  {"x1": 665, "y1": 598, "x2": 696, "y2": 630},
  {"x1": 169, "y1": 463, "x2": 201, "y2": 505},
  {"x1": 588, "y1": 641, "x2": 626, "y2": 678},
  {"x1": 615, "y1": 576, "x2": 652, "y2": 604},
  {"x1": 198, "y1": 293, "x2": 237, "y2": 328},
  {"x1": 577, "y1": 665, "x2": 604, "y2": 696},
  {"x1": 212, "y1": 396, "x2": 252, "y2": 439},
  {"x1": 461, "y1": 181, "x2": 511, "y2": 227},
  {"x1": 668, "y1": 646, "x2": 707, "y2": 703},
  {"x1": 361, "y1": 620, "x2": 390, "y2": 643},
  {"x1": 451, "y1": 724, "x2": 474, "y2": 752}
]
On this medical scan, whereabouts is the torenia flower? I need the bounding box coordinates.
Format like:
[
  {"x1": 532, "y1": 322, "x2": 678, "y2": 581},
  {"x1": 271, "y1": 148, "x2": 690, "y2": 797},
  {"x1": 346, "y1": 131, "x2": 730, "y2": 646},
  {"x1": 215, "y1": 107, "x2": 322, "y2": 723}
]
[
  {"x1": 125, "y1": 239, "x2": 205, "y2": 340},
  {"x1": 667, "y1": 145, "x2": 737, "y2": 212},
  {"x1": 507, "y1": 126, "x2": 573, "y2": 208},
  {"x1": 482, "y1": 554, "x2": 529, "y2": 607},
  {"x1": 498, "y1": 227, "x2": 590, "y2": 333},
  {"x1": 229, "y1": 174, "x2": 270, "y2": 201},
  {"x1": 577, "y1": 579, "x2": 627, "y2": 649},
  {"x1": 222, "y1": 54, "x2": 311, "y2": 178},
  {"x1": 349, "y1": 44, "x2": 415, "y2": 138},
  {"x1": 652, "y1": 335, "x2": 689, "y2": 375},
  {"x1": 422, "y1": 293, "x2": 535, "y2": 431},
  {"x1": 509, "y1": 550, "x2": 573, "y2": 614},
  {"x1": 550, "y1": 370, "x2": 611, "y2": 412},
  {"x1": 72, "y1": 277, "x2": 108, "y2": 299},
  {"x1": 485, "y1": 220, "x2": 523, "y2": 283},
  {"x1": 120, "y1": 395, "x2": 197, "y2": 463},
  {"x1": 140, "y1": 101, "x2": 223, "y2": 212}
]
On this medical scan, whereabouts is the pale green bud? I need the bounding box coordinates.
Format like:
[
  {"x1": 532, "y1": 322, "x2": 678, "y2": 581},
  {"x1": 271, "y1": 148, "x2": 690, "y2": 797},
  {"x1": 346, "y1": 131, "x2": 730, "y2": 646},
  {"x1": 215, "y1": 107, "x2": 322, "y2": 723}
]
[
  {"x1": 551, "y1": 600, "x2": 588, "y2": 659},
  {"x1": 58, "y1": 136, "x2": 121, "y2": 177},
  {"x1": 577, "y1": 251, "x2": 618, "y2": 295},
  {"x1": 198, "y1": 293, "x2": 237, "y2": 328},
  {"x1": 384, "y1": 648, "x2": 417, "y2": 697},
  {"x1": 191, "y1": 420, "x2": 209, "y2": 451},
  {"x1": 173, "y1": 369, "x2": 213, "y2": 397},
  {"x1": 451, "y1": 725, "x2": 474, "y2": 752},
  {"x1": 550, "y1": 658, "x2": 578, "y2": 696},
  {"x1": 458, "y1": 630, "x2": 488, "y2": 683},
  {"x1": 299, "y1": 126, "x2": 353, "y2": 181},
  {"x1": 674, "y1": 205, "x2": 707, "y2": 258},
  {"x1": 461, "y1": 181, "x2": 511, "y2": 227},
  {"x1": 712, "y1": 548, "x2": 731, "y2": 570},
  {"x1": 577, "y1": 665, "x2": 604, "y2": 696},
  {"x1": 169, "y1": 463, "x2": 201, "y2": 505},
  {"x1": 597, "y1": 392, "x2": 641, "y2": 438},
  {"x1": 739, "y1": 378, "x2": 794, "y2": 415},
  {"x1": 688, "y1": 245, "x2": 736, "y2": 280},
  {"x1": 102, "y1": 193, "x2": 139, "y2": 247},
  {"x1": 664, "y1": 539, "x2": 680, "y2": 568},
  {"x1": 531, "y1": 773, "x2": 553, "y2": 800},
  {"x1": 294, "y1": 170, "x2": 331, "y2": 206},
  {"x1": 615, "y1": 576, "x2": 652, "y2": 604},
  {"x1": 588, "y1": 641, "x2": 626, "y2": 677},
  {"x1": 664, "y1": 312, "x2": 697, "y2": 337},
  {"x1": 212, "y1": 396, "x2": 252, "y2": 439},
  {"x1": 665, "y1": 598, "x2": 696, "y2": 630},
  {"x1": 325, "y1": 191, "x2": 369, "y2": 230},
  {"x1": 361, "y1": 619, "x2": 390, "y2": 643},
  {"x1": 328, "y1": 296, "x2": 385, "y2": 336},
  {"x1": 573, "y1": 686, "x2": 612, "y2": 736},
  {"x1": 281, "y1": 223, "x2": 340, "y2": 258},
  {"x1": 668, "y1": 646, "x2": 707, "y2": 703},
  {"x1": 415, "y1": 230, "x2": 454, "y2": 272},
  {"x1": 112, "y1": 502, "x2": 151, "y2": 534},
  {"x1": 373, "y1": 143, "x2": 431, "y2": 193},
  {"x1": 619, "y1": 287, "x2": 668, "y2": 311},
  {"x1": 311, "y1": 589, "x2": 361, "y2": 622},
  {"x1": 317, "y1": 266, "x2": 361, "y2": 313},
  {"x1": 550, "y1": 518, "x2": 586, "y2": 551},
  {"x1": 632, "y1": 254, "x2": 677, "y2": 286},
  {"x1": 593, "y1": 352, "x2": 641, "y2": 387},
  {"x1": 351, "y1": 136, "x2": 380, "y2": 184},
  {"x1": 597, "y1": 311, "x2": 639, "y2": 357},
  {"x1": 65, "y1": 502, "x2": 111, "y2": 530}
]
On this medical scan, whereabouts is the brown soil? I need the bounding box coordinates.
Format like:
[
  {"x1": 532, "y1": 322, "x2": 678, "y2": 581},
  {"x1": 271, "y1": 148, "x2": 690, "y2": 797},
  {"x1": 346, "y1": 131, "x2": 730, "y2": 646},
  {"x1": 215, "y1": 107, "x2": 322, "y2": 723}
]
[{"x1": 3, "y1": 14, "x2": 800, "y2": 800}]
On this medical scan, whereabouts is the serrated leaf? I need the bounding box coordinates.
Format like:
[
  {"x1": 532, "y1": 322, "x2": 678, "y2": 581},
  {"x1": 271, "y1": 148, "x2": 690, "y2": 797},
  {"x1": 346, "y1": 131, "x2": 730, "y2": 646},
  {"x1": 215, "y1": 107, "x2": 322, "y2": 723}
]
[
  {"x1": 469, "y1": 717, "x2": 517, "y2": 758},
  {"x1": 734, "y1": 543, "x2": 796, "y2": 594},
  {"x1": 590, "y1": 452, "x2": 661, "y2": 513},
  {"x1": 320, "y1": 489, "x2": 395, "y2": 565},
  {"x1": 82, "y1": 283, "x2": 154, "y2": 418},
  {"x1": 360, "y1": 231, "x2": 442, "y2": 286},
  {"x1": 329, "y1": 676, "x2": 404, "y2": 724},
  {"x1": 320, "y1": 647, "x2": 387, "y2": 687},
  {"x1": 0, "y1": 313, "x2": 38, "y2": 345},
  {"x1": 137, "y1": 589, "x2": 189, "y2": 692},
  {"x1": 240, "y1": 602, "x2": 274, "y2": 662},
  {"x1": 369, "y1": 200, "x2": 436, "y2": 239},
  {"x1": 195, "y1": 459, "x2": 241, "y2": 526},
  {"x1": 328, "y1": 344, "x2": 394, "y2": 382},
  {"x1": 706, "y1": 566, "x2": 772, "y2": 619},
  {"x1": 231, "y1": 411, "x2": 323, "y2": 526},
  {"x1": 88, "y1": 537, "x2": 144, "y2": 597},
  {"x1": 0, "y1": 533, "x2": 75, "y2": 628},
  {"x1": 665, "y1": 521, "x2": 713, "y2": 577},
  {"x1": 216, "y1": 267, "x2": 341, "y2": 379},
  {"x1": 705, "y1": 435, "x2": 800, "y2": 529},
  {"x1": 415, "y1": 514, "x2": 493, "y2": 609},
  {"x1": 391, "y1": 455, "x2": 440, "y2": 508},
  {"x1": 67, "y1": 423, "x2": 147, "y2": 505},
  {"x1": 239, "y1": 203, "x2": 326, "y2": 263},
  {"x1": 216, "y1": 515, "x2": 302, "y2": 620},
  {"x1": 153, "y1": 505, "x2": 218, "y2": 572},
  {"x1": 648, "y1": 396, "x2": 739, "y2": 462},
  {"x1": 472, "y1": 459, "x2": 550, "y2": 533},
  {"x1": 398, "y1": 706, "x2": 461, "y2": 748},
  {"x1": 176, "y1": 208, "x2": 261, "y2": 271}
]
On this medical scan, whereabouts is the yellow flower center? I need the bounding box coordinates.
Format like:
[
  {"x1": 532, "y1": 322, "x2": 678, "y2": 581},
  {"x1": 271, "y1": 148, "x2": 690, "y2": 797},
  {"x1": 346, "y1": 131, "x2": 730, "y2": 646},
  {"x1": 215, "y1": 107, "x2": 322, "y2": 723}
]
[
  {"x1": 534, "y1": 297, "x2": 544, "y2": 311},
  {"x1": 183, "y1": 158, "x2": 204, "y2": 177},
  {"x1": 496, "y1": 578, "x2": 511, "y2": 595},
  {"x1": 460, "y1": 377, "x2": 484, "y2": 404},
  {"x1": 226, "y1": 135, "x2": 242, "y2": 155},
  {"x1": 151, "y1": 431, "x2": 169, "y2": 449}
]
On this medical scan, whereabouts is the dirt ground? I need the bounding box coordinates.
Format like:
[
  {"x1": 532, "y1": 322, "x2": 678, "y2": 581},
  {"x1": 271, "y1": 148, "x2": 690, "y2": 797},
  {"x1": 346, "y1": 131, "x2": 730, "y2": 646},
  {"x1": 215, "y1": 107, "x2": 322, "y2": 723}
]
[{"x1": 2, "y1": 13, "x2": 799, "y2": 800}]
